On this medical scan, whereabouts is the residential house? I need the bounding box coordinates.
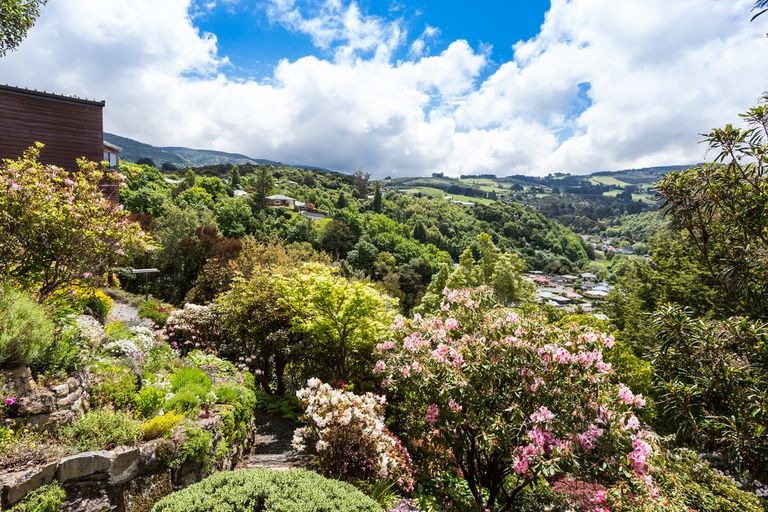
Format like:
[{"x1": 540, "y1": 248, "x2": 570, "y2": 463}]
[{"x1": 266, "y1": 194, "x2": 296, "y2": 209}]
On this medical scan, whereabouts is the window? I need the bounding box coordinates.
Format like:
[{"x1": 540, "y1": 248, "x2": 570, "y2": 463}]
[{"x1": 103, "y1": 150, "x2": 118, "y2": 168}]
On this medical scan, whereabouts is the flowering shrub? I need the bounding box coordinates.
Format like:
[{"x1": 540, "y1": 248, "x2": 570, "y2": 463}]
[
  {"x1": 292, "y1": 378, "x2": 414, "y2": 491},
  {"x1": 0, "y1": 144, "x2": 148, "y2": 297},
  {"x1": 164, "y1": 303, "x2": 221, "y2": 353},
  {"x1": 378, "y1": 287, "x2": 657, "y2": 511}
]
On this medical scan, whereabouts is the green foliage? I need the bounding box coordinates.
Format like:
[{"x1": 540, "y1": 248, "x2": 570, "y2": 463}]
[
  {"x1": 656, "y1": 98, "x2": 768, "y2": 319},
  {"x1": 58, "y1": 409, "x2": 143, "y2": 451},
  {"x1": 89, "y1": 360, "x2": 139, "y2": 410},
  {"x1": 0, "y1": 285, "x2": 55, "y2": 367},
  {"x1": 165, "y1": 389, "x2": 202, "y2": 416},
  {"x1": 142, "y1": 411, "x2": 184, "y2": 440},
  {"x1": 254, "y1": 391, "x2": 301, "y2": 424},
  {"x1": 275, "y1": 262, "x2": 397, "y2": 382},
  {"x1": 651, "y1": 305, "x2": 768, "y2": 479},
  {"x1": 170, "y1": 367, "x2": 212, "y2": 393},
  {"x1": 138, "y1": 299, "x2": 174, "y2": 327},
  {"x1": 8, "y1": 482, "x2": 65, "y2": 512},
  {"x1": 215, "y1": 196, "x2": 254, "y2": 238},
  {"x1": 133, "y1": 385, "x2": 167, "y2": 418},
  {"x1": 0, "y1": 0, "x2": 47, "y2": 57},
  {"x1": 171, "y1": 426, "x2": 213, "y2": 472},
  {"x1": 654, "y1": 449, "x2": 764, "y2": 512},
  {"x1": 0, "y1": 144, "x2": 148, "y2": 297},
  {"x1": 213, "y1": 382, "x2": 256, "y2": 427},
  {"x1": 151, "y1": 469, "x2": 383, "y2": 512}
]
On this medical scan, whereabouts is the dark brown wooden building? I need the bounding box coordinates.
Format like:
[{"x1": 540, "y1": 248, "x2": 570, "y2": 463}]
[{"x1": 0, "y1": 84, "x2": 117, "y2": 170}]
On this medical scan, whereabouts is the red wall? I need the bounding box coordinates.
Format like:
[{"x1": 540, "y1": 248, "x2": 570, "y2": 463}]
[{"x1": 0, "y1": 89, "x2": 104, "y2": 170}]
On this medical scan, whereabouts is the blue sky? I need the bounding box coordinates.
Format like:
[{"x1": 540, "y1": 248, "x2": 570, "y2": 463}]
[
  {"x1": 1, "y1": 0, "x2": 766, "y2": 176},
  {"x1": 195, "y1": 1, "x2": 549, "y2": 81}
]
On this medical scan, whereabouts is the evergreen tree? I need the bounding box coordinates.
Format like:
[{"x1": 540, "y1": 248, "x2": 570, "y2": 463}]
[
  {"x1": 412, "y1": 222, "x2": 428, "y2": 243},
  {"x1": 230, "y1": 165, "x2": 240, "y2": 190},
  {"x1": 252, "y1": 167, "x2": 273, "y2": 213},
  {"x1": 335, "y1": 192, "x2": 348, "y2": 209},
  {"x1": 372, "y1": 182, "x2": 383, "y2": 213}
]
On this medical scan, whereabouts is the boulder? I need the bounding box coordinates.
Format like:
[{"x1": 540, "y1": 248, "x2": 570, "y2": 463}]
[
  {"x1": 57, "y1": 451, "x2": 111, "y2": 482},
  {"x1": 108, "y1": 446, "x2": 140, "y2": 484},
  {"x1": 0, "y1": 462, "x2": 57, "y2": 506}
]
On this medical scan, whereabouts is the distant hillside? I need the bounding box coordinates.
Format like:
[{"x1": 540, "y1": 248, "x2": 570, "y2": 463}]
[{"x1": 104, "y1": 133, "x2": 330, "y2": 172}]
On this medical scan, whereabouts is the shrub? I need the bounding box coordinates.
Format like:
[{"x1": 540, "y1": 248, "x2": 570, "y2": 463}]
[
  {"x1": 142, "y1": 412, "x2": 184, "y2": 440},
  {"x1": 133, "y1": 386, "x2": 167, "y2": 418},
  {"x1": 88, "y1": 360, "x2": 139, "y2": 410},
  {"x1": 292, "y1": 379, "x2": 413, "y2": 492},
  {"x1": 171, "y1": 426, "x2": 213, "y2": 472},
  {"x1": 214, "y1": 383, "x2": 257, "y2": 436},
  {"x1": 143, "y1": 342, "x2": 176, "y2": 376},
  {"x1": 255, "y1": 391, "x2": 301, "y2": 424},
  {"x1": 0, "y1": 285, "x2": 55, "y2": 367},
  {"x1": 165, "y1": 390, "x2": 201, "y2": 416},
  {"x1": 104, "y1": 320, "x2": 133, "y2": 341},
  {"x1": 9, "y1": 482, "x2": 66, "y2": 512},
  {"x1": 75, "y1": 287, "x2": 113, "y2": 324},
  {"x1": 58, "y1": 409, "x2": 142, "y2": 451},
  {"x1": 138, "y1": 299, "x2": 174, "y2": 327},
  {"x1": 379, "y1": 287, "x2": 655, "y2": 511},
  {"x1": 170, "y1": 367, "x2": 212, "y2": 393},
  {"x1": 164, "y1": 304, "x2": 221, "y2": 354},
  {"x1": 0, "y1": 144, "x2": 148, "y2": 298},
  {"x1": 34, "y1": 323, "x2": 87, "y2": 379},
  {"x1": 151, "y1": 469, "x2": 383, "y2": 512}
]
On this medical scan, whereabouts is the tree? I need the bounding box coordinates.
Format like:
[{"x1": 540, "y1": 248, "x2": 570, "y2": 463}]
[
  {"x1": 752, "y1": 0, "x2": 768, "y2": 20},
  {"x1": 214, "y1": 196, "x2": 254, "y2": 238},
  {"x1": 335, "y1": 191, "x2": 348, "y2": 209},
  {"x1": 656, "y1": 98, "x2": 768, "y2": 318},
  {"x1": 136, "y1": 157, "x2": 157, "y2": 167},
  {"x1": 412, "y1": 222, "x2": 427, "y2": 243},
  {"x1": 352, "y1": 170, "x2": 370, "y2": 198},
  {"x1": 230, "y1": 165, "x2": 240, "y2": 190},
  {"x1": 251, "y1": 167, "x2": 273, "y2": 213},
  {"x1": 275, "y1": 263, "x2": 397, "y2": 383},
  {"x1": 0, "y1": 0, "x2": 47, "y2": 57},
  {"x1": 371, "y1": 181, "x2": 382, "y2": 213},
  {"x1": 0, "y1": 144, "x2": 147, "y2": 298},
  {"x1": 161, "y1": 162, "x2": 178, "y2": 172}
]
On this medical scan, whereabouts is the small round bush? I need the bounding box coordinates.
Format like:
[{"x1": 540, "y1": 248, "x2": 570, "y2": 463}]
[
  {"x1": 165, "y1": 389, "x2": 202, "y2": 416},
  {"x1": 142, "y1": 412, "x2": 184, "y2": 440},
  {"x1": 0, "y1": 285, "x2": 55, "y2": 367},
  {"x1": 151, "y1": 469, "x2": 383, "y2": 512},
  {"x1": 58, "y1": 409, "x2": 142, "y2": 451},
  {"x1": 170, "y1": 367, "x2": 212, "y2": 393},
  {"x1": 133, "y1": 386, "x2": 167, "y2": 418}
]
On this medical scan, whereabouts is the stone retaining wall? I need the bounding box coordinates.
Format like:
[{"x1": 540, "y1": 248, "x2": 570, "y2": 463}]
[
  {"x1": 1, "y1": 367, "x2": 89, "y2": 429},
  {"x1": 0, "y1": 413, "x2": 255, "y2": 512}
]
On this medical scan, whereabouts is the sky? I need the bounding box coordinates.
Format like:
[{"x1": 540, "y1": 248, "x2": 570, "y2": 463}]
[{"x1": 0, "y1": 0, "x2": 767, "y2": 176}]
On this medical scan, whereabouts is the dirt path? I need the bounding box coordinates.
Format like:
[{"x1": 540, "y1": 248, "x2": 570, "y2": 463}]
[
  {"x1": 238, "y1": 409, "x2": 309, "y2": 471},
  {"x1": 110, "y1": 300, "x2": 153, "y2": 328}
]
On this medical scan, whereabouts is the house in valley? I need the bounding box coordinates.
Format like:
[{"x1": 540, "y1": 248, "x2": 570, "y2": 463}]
[{"x1": 266, "y1": 194, "x2": 297, "y2": 209}]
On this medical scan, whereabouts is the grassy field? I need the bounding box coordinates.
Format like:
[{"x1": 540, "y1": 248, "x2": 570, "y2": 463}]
[
  {"x1": 402, "y1": 187, "x2": 494, "y2": 204},
  {"x1": 590, "y1": 175, "x2": 631, "y2": 186}
]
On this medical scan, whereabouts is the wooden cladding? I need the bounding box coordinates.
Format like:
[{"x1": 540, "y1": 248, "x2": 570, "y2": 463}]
[{"x1": 0, "y1": 87, "x2": 104, "y2": 170}]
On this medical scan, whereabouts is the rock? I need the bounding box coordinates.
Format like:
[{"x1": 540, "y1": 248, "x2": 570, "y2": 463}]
[
  {"x1": 16, "y1": 392, "x2": 55, "y2": 415},
  {"x1": 0, "y1": 366, "x2": 36, "y2": 395},
  {"x1": 57, "y1": 390, "x2": 82, "y2": 407},
  {"x1": 57, "y1": 452, "x2": 111, "y2": 482},
  {"x1": 122, "y1": 472, "x2": 172, "y2": 512},
  {"x1": 46, "y1": 409, "x2": 77, "y2": 427},
  {"x1": 138, "y1": 439, "x2": 174, "y2": 476},
  {"x1": 51, "y1": 382, "x2": 70, "y2": 397},
  {"x1": 61, "y1": 480, "x2": 115, "y2": 512},
  {"x1": 108, "y1": 446, "x2": 140, "y2": 484},
  {"x1": 0, "y1": 462, "x2": 57, "y2": 506}
]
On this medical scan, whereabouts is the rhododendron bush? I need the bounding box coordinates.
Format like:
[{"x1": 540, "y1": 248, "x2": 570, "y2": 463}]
[
  {"x1": 377, "y1": 287, "x2": 658, "y2": 511},
  {"x1": 0, "y1": 144, "x2": 148, "y2": 297},
  {"x1": 292, "y1": 378, "x2": 414, "y2": 491}
]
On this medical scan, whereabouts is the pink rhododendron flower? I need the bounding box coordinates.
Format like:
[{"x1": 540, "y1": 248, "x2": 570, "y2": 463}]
[
  {"x1": 530, "y1": 406, "x2": 555, "y2": 424},
  {"x1": 5, "y1": 397, "x2": 16, "y2": 407},
  {"x1": 448, "y1": 399, "x2": 462, "y2": 413},
  {"x1": 425, "y1": 404, "x2": 439, "y2": 425},
  {"x1": 374, "y1": 360, "x2": 386, "y2": 373}
]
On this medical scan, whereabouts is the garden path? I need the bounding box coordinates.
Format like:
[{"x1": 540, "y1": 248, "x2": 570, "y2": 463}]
[{"x1": 238, "y1": 409, "x2": 308, "y2": 471}]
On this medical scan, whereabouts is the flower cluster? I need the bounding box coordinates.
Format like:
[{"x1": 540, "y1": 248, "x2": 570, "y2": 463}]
[{"x1": 292, "y1": 378, "x2": 414, "y2": 491}]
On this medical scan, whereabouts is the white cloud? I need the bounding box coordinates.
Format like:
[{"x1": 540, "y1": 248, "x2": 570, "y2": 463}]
[{"x1": 0, "y1": 0, "x2": 766, "y2": 176}]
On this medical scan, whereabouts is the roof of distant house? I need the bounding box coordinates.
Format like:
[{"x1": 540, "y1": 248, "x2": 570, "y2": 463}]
[
  {"x1": 267, "y1": 194, "x2": 296, "y2": 201},
  {"x1": 0, "y1": 84, "x2": 105, "y2": 107}
]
